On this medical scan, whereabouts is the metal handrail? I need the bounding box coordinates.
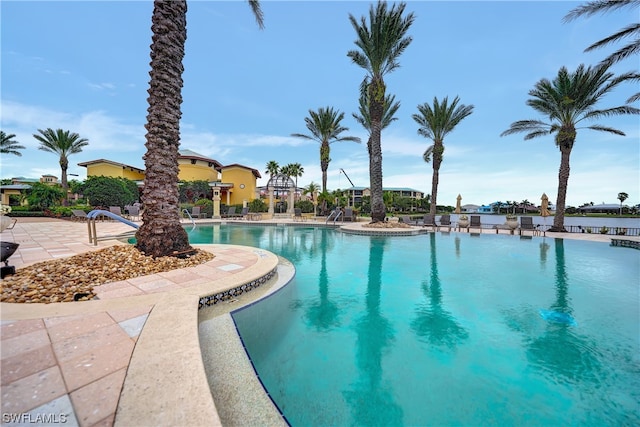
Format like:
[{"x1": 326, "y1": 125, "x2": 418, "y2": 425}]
[
  {"x1": 182, "y1": 209, "x2": 195, "y2": 227},
  {"x1": 325, "y1": 209, "x2": 343, "y2": 225},
  {"x1": 87, "y1": 209, "x2": 139, "y2": 245}
]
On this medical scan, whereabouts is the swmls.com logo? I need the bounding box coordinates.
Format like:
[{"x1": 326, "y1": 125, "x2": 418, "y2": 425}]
[{"x1": 2, "y1": 413, "x2": 69, "y2": 424}]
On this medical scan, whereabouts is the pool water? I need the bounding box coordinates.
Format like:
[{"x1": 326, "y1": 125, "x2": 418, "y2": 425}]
[{"x1": 195, "y1": 225, "x2": 640, "y2": 425}]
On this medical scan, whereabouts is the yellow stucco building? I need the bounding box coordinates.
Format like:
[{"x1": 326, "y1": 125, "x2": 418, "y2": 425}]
[{"x1": 78, "y1": 149, "x2": 261, "y2": 207}]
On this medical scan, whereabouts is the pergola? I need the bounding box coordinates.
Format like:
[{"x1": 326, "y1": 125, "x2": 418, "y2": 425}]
[{"x1": 266, "y1": 174, "x2": 295, "y2": 215}]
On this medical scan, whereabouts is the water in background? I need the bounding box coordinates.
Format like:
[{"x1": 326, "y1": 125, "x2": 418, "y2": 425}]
[
  {"x1": 449, "y1": 214, "x2": 640, "y2": 229},
  {"x1": 200, "y1": 226, "x2": 640, "y2": 426}
]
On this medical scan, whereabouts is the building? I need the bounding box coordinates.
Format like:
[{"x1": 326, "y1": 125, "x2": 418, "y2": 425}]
[
  {"x1": 577, "y1": 203, "x2": 626, "y2": 214},
  {"x1": 0, "y1": 176, "x2": 60, "y2": 206},
  {"x1": 342, "y1": 186, "x2": 424, "y2": 208},
  {"x1": 79, "y1": 149, "x2": 261, "y2": 207}
]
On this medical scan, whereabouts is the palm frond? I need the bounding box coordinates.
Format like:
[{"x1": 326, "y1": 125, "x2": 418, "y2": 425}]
[
  {"x1": 247, "y1": 0, "x2": 264, "y2": 29},
  {"x1": 583, "y1": 124, "x2": 626, "y2": 135},
  {"x1": 563, "y1": 0, "x2": 637, "y2": 22}
]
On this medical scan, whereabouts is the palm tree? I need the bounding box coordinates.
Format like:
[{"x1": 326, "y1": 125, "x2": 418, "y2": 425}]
[
  {"x1": 352, "y1": 90, "x2": 401, "y2": 132},
  {"x1": 348, "y1": 1, "x2": 414, "y2": 222},
  {"x1": 617, "y1": 191, "x2": 628, "y2": 214},
  {"x1": 1, "y1": 131, "x2": 25, "y2": 156},
  {"x1": 564, "y1": 0, "x2": 640, "y2": 103},
  {"x1": 33, "y1": 128, "x2": 88, "y2": 205},
  {"x1": 501, "y1": 64, "x2": 639, "y2": 232},
  {"x1": 303, "y1": 181, "x2": 320, "y2": 202},
  {"x1": 136, "y1": 0, "x2": 263, "y2": 257},
  {"x1": 286, "y1": 162, "x2": 304, "y2": 190},
  {"x1": 412, "y1": 96, "x2": 474, "y2": 216},
  {"x1": 352, "y1": 91, "x2": 401, "y2": 188},
  {"x1": 265, "y1": 160, "x2": 279, "y2": 181},
  {"x1": 291, "y1": 107, "x2": 360, "y2": 193}
]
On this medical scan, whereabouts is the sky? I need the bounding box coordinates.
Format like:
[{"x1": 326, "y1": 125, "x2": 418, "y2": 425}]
[{"x1": 1, "y1": 0, "x2": 638, "y2": 208}]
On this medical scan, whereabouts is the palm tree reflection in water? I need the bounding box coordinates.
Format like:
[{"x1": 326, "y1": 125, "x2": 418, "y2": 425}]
[
  {"x1": 411, "y1": 233, "x2": 469, "y2": 349},
  {"x1": 304, "y1": 229, "x2": 340, "y2": 331},
  {"x1": 343, "y1": 238, "x2": 403, "y2": 425},
  {"x1": 526, "y1": 239, "x2": 602, "y2": 384}
]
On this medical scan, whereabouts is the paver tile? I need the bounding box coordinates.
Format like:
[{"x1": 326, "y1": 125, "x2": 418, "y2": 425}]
[
  {"x1": 46, "y1": 313, "x2": 116, "y2": 343},
  {"x1": 1, "y1": 344, "x2": 57, "y2": 385},
  {"x1": 0, "y1": 365, "x2": 67, "y2": 414},
  {"x1": 70, "y1": 368, "x2": 126, "y2": 427},
  {"x1": 52, "y1": 323, "x2": 131, "y2": 363},
  {"x1": 59, "y1": 338, "x2": 134, "y2": 392},
  {"x1": 1, "y1": 318, "x2": 45, "y2": 340},
  {"x1": 1, "y1": 329, "x2": 50, "y2": 361}
]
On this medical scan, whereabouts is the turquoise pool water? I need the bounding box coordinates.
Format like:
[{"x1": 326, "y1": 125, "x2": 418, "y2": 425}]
[{"x1": 195, "y1": 225, "x2": 640, "y2": 425}]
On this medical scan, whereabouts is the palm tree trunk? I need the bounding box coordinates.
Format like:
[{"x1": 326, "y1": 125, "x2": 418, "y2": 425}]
[
  {"x1": 551, "y1": 146, "x2": 571, "y2": 232},
  {"x1": 135, "y1": 0, "x2": 191, "y2": 257},
  {"x1": 369, "y1": 79, "x2": 386, "y2": 223},
  {"x1": 60, "y1": 158, "x2": 69, "y2": 206},
  {"x1": 320, "y1": 143, "x2": 329, "y2": 193},
  {"x1": 429, "y1": 142, "x2": 443, "y2": 216},
  {"x1": 430, "y1": 162, "x2": 440, "y2": 216}
]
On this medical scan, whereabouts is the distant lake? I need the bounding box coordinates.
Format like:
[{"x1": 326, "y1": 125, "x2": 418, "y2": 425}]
[{"x1": 449, "y1": 214, "x2": 640, "y2": 230}]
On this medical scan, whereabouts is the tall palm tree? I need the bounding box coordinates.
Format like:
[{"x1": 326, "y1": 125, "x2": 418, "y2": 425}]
[
  {"x1": 291, "y1": 107, "x2": 360, "y2": 193},
  {"x1": 501, "y1": 64, "x2": 639, "y2": 232},
  {"x1": 33, "y1": 128, "x2": 88, "y2": 205},
  {"x1": 564, "y1": 0, "x2": 640, "y2": 103},
  {"x1": 265, "y1": 160, "x2": 280, "y2": 181},
  {"x1": 0, "y1": 131, "x2": 25, "y2": 157},
  {"x1": 136, "y1": 0, "x2": 263, "y2": 257},
  {"x1": 348, "y1": 1, "x2": 414, "y2": 223},
  {"x1": 412, "y1": 96, "x2": 474, "y2": 216}
]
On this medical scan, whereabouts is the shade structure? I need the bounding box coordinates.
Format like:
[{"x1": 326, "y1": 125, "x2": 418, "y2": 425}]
[
  {"x1": 455, "y1": 194, "x2": 462, "y2": 214},
  {"x1": 540, "y1": 193, "x2": 551, "y2": 217}
]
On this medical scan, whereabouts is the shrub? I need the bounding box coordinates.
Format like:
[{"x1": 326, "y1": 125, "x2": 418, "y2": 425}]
[
  {"x1": 82, "y1": 176, "x2": 138, "y2": 208},
  {"x1": 295, "y1": 200, "x2": 315, "y2": 213},
  {"x1": 179, "y1": 180, "x2": 211, "y2": 203},
  {"x1": 26, "y1": 182, "x2": 65, "y2": 209},
  {"x1": 249, "y1": 198, "x2": 267, "y2": 213},
  {"x1": 194, "y1": 198, "x2": 213, "y2": 217}
]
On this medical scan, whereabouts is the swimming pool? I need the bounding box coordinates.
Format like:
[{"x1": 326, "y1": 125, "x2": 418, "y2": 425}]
[{"x1": 196, "y1": 225, "x2": 640, "y2": 425}]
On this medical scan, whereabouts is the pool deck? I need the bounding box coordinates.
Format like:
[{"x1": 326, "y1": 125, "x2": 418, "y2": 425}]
[{"x1": 1, "y1": 217, "x2": 638, "y2": 426}]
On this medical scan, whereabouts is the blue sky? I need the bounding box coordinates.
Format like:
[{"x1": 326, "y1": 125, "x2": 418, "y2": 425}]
[{"x1": 2, "y1": 0, "x2": 638, "y2": 208}]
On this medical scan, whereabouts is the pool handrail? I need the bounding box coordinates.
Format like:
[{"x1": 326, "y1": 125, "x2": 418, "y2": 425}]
[
  {"x1": 87, "y1": 209, "x2": 139, "y2": 245},
  {"x1": 326, "y1": 208, "x2": 343, "y2": 224},
  {"x1": 182, "y1": 208, "x2": 196, "y2": 227}
]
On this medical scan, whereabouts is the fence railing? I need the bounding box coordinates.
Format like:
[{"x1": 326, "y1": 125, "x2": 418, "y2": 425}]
[{"x1": 538, "y1": 225, "x2": 640, "y2": 237}]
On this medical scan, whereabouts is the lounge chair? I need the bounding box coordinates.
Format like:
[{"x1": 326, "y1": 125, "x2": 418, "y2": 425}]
[
  {"x1": 223, "y1": 206, "x2": 236, "y2": 218},
  {"x1": 469, "y1": 215, "x2": 482, "y2": 233},
  {"x1": 71, "y1": 209, "x2": 88, "y2": 222},
  {"x1": 109, "y1": 206, "x2": 126, "y2": 220},
  {"x1": 438, "y1": 214, "x2": 452, "y2": 231},
  {"x1": 239, "y1": 207, "x2": 250, "y2": 220},
  {"x1": 293, "y1": 208, "x2": 305, "y2": 222},
  {"x1": 400, "y1": 215, "x2": 416, "y2": 225},
  {"x1": 343, "y1": 208, "x2": 355, "y2": 222},
  {"x1": 519, "y1": 216, "x2": 538, "y2": 236},
  {"x1": 192, "y1": 206, "x2": 207, "y2": 219},
  {"x1": 126, "y1": 205, "x2": 140, "y2": 221},
  {"x1": 422, "y1": 214, "x2": 437, "y2": 230}
]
